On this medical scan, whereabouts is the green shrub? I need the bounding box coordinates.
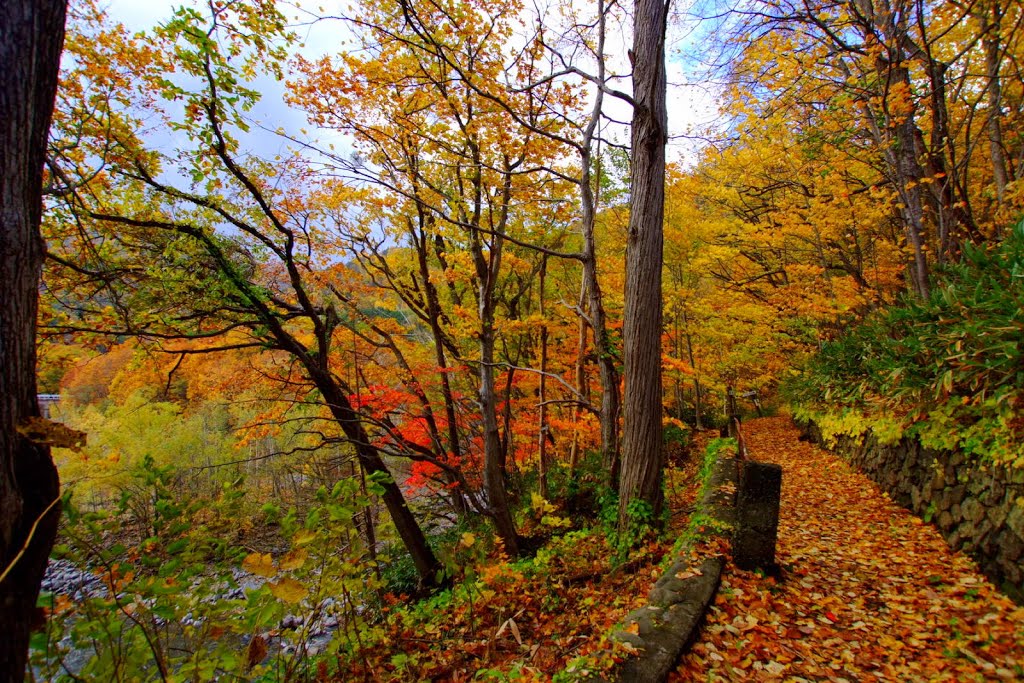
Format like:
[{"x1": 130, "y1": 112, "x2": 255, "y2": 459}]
[{"x1": 786, "y1": 219, "x2": 1024, "y2": 464}]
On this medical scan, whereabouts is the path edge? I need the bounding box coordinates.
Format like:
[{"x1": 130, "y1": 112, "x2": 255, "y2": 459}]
[
  {"x1": 798, "y1": 416, "x2": 1024, "y2": 604},
  {"x1": 586, "y1": 455, "x2": 738, "y2": 683}
]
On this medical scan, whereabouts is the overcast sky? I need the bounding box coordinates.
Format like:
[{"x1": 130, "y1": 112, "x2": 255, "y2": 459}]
[{"x1": 101, "y1": 0, "x2": 719, "y2": 165}]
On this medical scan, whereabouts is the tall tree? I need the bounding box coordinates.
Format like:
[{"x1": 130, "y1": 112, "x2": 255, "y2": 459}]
[
  {"x1": 293, "y1": 0, "x2": 595, "y2": 554},
  {"x1": 0, "y1": 0, "x2": 66, "y2": 679},
  {"x1": 618, "y1": 0, "x2": 670, "y2": 529},
  {"x1": 44, "y1": 3, "x2": 447, "y2": 586},
  {"x1": 721, "y1": 0, "x2": 1024, "y2": 296}
]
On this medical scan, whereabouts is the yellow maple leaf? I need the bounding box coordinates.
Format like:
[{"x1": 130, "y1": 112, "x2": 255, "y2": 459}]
[
  {"x1": 292, "y1": 529, "x2": 316, "y2": 547},
  {"x1": 270, "y1": 577, "x2": 307, "y2": 604},
  {"x1": 280, "y1": 548, "x2": 307, "y2": 571},
  {"x1": 242, "y1": 552, "x2": 277, "y2": 578}
]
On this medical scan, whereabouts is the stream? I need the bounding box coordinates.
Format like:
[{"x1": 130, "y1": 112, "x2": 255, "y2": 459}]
[{"x1": 37, "y1": 558, "x2": 345, "y2": 676}]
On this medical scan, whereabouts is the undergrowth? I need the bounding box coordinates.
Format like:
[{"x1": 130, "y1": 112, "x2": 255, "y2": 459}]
[
  {"x1": 32, "y1": 441, "x2": 707, "y2": 683},
  {"x1": 786, "y1": 219, "x2": 1024, "y2": 466}
]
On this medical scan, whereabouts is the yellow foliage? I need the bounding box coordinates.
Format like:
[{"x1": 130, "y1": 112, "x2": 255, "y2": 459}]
[
  {"x1": 242, "y1": 552, "x2": 277, "y2": 578},
  {"x1": 280, "y1": 549, "x2": 308, "y2": 571},
  {"x1": 269, "y1": 577, "x2": 308, "y2": 604}
]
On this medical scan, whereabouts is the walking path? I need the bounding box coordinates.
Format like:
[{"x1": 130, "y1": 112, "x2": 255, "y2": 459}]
[{"x1": 672, "y1": 417, "x2": 1024, "y2": 682}]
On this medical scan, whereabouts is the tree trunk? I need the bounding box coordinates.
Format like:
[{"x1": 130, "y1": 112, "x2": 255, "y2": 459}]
[
  {"x1": 681, "y1": 309, "x2": 702, "y2": 430},
  {"x1": 413, "y1": 223, "x2": 470, "y2": 520},
  {"x1": 568, "y1": 283, "x2": 589, "y2": 469},
  {"x1": 581, "y1": 156, "x2": 621, "y2": 486},
  {"x1": 318, "y1": 380, "x2": 444, "y2": 587},
  {"x1": 850, "y1": 0, "x2": 931, "y2": 297},
  {"x1": 618, "y1": 0, "x2": 669, "y2": 531},
  {"x1": 469, "y1": 154, "x2": 520, "y2": 557},
  {"x1": 908, "y1": 44, "x2": 981, "y2": 256},
  {"x1": 479, "y1": 328, "x2": 521, "y2": 556},
  {"x1": 891, "y1": 85, "x2": 931, "y2": 298},
  {"x1": 537, "y1": 257, "x2": 549, "y2": 499},
  {"x1": 0, "y1": 1, "x2": 67, "y2": 679},
  {"x1": 980, "y1": 2, "x2": 1009, "y2": 218},
  {"x1": 577, "y1": 0, "x2": 621, "y2": 484}
]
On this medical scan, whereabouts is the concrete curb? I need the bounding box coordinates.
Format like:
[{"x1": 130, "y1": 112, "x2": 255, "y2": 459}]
[{"x1": 588, "y1": 456, "x2": 739, "y2": 683}]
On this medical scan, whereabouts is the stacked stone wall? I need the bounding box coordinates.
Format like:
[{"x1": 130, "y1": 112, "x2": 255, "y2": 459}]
[{"x1": 803, "y1": 421, "x2": 1024, "y2": 603}]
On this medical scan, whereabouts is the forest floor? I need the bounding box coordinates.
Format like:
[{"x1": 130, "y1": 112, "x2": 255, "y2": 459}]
[
  {"x1": 672, "y1": 416, "x2": 1024, "y2": 682},
  {"x1": 332, "y1": 441, "x2": 706, "y2": 681}
]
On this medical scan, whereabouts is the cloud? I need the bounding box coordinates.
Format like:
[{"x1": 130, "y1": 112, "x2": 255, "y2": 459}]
[{"x1": 101, "y1": 0, "x2": 717, "y2": 167}]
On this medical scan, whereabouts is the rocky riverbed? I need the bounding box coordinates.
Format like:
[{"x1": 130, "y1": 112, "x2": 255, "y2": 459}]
[{"x1": 38, "y1": 557, "x2": 346, "y2": 672}]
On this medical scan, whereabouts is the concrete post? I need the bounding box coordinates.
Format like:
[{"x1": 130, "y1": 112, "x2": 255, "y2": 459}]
[{"x1": 733, "y1": 461, "x2": 782, "y2": 572}]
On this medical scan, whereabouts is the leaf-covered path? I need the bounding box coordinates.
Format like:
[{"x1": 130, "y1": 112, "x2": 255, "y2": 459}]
[{"x1": 673, "y1": 417, "x2": 1024, "y2": 682}]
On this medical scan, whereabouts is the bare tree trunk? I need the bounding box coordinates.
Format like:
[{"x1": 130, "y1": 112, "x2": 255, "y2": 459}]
[
  {"x1": 681, "y1": 308, "x2": 702, "y2": 430},
  {"x1": 479, "y1": 333, "x2": 520, "y2": 555},
  {"x1": 0, "y1": 1, "x2": 66, "y2": 679},
  {"x1": 500, "y1": 366, "x2": 516, "y2": 476},
  {"x1": 618, "y1": 0, "x2": 669, "y2": 531},
  {"x1": 414, "y1": 218, "x2": 469, "y2": 520},
  {"x1": 581, "y1": 159, "x2": 621, "y2": 485},
  {"x1": 568, "y1": 283, "x2": 588, "y2": 469},
  {"x1": 847, "y1": 0, "x2": 930, "y2": 296},
  {"x1": 579, "y1": 0, "x2": 621, "y2": 483},
  {"x1": 537, "y1": 257, "x2": 549, "y2": 499},
  {"x1": 905, "y1": 25, "x2": 981, "y2": 256},
  {"x1": 981, "y1": 2, "x2": 1010, "y2": 216},
  {"x1": 890, "y1": 80, "x2": 931, "y2": 298}
]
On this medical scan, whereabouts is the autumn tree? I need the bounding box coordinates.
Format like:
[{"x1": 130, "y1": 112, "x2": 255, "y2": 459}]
[
  {"x1": 290, "y1": 0, "x2": 648, "y2": 551},
  {"x1": 0, "y1": 0, "x2": 66, "y2": 678},
  {"x1": 658, "y1": 111, "x2": 908, "y2": 424},
  {"x1": 618, "y1": 0, "x2": 671, "y2": 529},
  {"x1": 719, "y1": 0, "x2": 1024, "y2": 299},
  {"x1": 341, "y1": 0, "x2": 632, "y2": 485},
  {"x1": 291, "y1": 0, "x2": 575, "y2": 555},
  {"x1": 43, "y1": 3, "x2": 447, "y2": 585}
]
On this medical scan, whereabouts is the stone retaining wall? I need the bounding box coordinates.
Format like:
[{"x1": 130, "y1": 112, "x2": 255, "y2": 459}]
[{"x1": 802, "y1": 421, "x2": 1024, "y2": 603}]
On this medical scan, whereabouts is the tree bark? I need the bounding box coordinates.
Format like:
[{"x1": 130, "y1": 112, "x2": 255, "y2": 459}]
[
  {"x1": 479, "y1": 332, "x2": 520, "y2": 555},
  {"x1": 0, "y1": 1, "x2": 67, "y2": 679},
  {"x1": 412, "y1": 213, "x2": 469, "y2": 520},
  {"x1": 317, "y1": 378, "x2": 444, "y2": 587},
  {"x1": 681, "y1": 308, "x2": 703, "y2": 430},
  {"x1": 855, "y1": 0, "x2": 930, "y2": 298},
  {"x1": 581, "y1": 155, "x2": 621, "y2": 486},
  {"x1": 618, "y1": 0, "x2": 669, "y2": 531},
  {"x1": 537, "y1": 257, "x2": 549, "y2": 499},
  {"x1": 980, "y1": 2, "x2": 1010, "y2": 216},
  {"x1": 894, "y1": 117, "x2": 931, "y2": 299},
  {"x1": 568, "y1": 283, "x2": 589, "y2": 469},
  {"x1": 578, "y1": 0, "x2": 621, "y2": 483}
]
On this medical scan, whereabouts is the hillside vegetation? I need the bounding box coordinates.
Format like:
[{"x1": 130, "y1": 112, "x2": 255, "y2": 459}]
[{"x1": 15, "y1": 0, "x2": 1024, "y2": 679}]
